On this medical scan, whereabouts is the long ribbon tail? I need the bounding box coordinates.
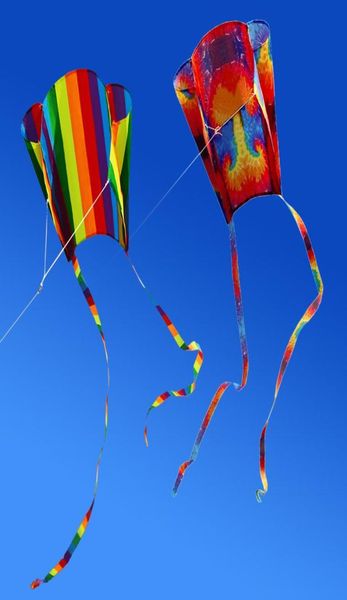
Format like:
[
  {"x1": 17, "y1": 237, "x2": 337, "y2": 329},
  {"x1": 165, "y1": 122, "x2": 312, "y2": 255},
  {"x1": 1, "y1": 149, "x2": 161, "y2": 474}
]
[
  {"x1": 173, "y1": 219, "x2": 249, "y2": 494},
  {"x1": 127, "y1": 257, "x2": 203, "y2": 447},
  {"x1": 256, "y1": 195, "x2": 324, "y2": 502},
  {"x1": 31, "y1": 254, "x2": 109, "y2": 589}
]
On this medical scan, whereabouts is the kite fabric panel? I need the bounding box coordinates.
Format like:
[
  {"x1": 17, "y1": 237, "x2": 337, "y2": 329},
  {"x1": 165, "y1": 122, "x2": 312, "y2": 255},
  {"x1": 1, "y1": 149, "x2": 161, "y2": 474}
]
[
  {"x1": 173, "y1": 20, "x2": 323, "y2": 499},
  {"x1": 21, "y1": 69, "x2": 132, "y2": 258},
  {"x1": 174, "y1": 20, "x2": 281, "y2": 224}
]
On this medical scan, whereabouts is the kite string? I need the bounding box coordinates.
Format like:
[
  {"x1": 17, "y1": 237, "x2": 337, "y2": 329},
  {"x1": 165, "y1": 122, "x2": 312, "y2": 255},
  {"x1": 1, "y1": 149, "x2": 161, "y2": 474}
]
[
  {"x1": 130, "y1": 93, "x2": 254, "y2": 241},
  {"x1": 0, "y1": 291, "x2": 41, "y2": 345},
  {"x1": 42, "y1": 200, "x2": 49, "y2": 278},
  {"x1": 0, "y1": 199, "x2": 50, "y2": 346},
  {"x1": 1, "y1": 93, "x2": 253, "y2": 346},
  {"x1": 126, "y1": 255, "x2": 204, "y2": 447},
  {"x1": 130, "y1": 149, "x2": 213, "y2": 240},
  {"x1": 0, "y1": 181, "x2": 110, "y2": 346},
  {"x1": 40, "y1": 179, "x2": 110, "y2": 284}
]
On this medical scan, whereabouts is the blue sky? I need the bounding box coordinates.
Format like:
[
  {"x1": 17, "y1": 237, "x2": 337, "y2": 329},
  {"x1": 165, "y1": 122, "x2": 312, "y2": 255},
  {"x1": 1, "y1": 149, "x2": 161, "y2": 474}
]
[{"x1": 0, "y1": 1, "x2": 345, "y2": 598}]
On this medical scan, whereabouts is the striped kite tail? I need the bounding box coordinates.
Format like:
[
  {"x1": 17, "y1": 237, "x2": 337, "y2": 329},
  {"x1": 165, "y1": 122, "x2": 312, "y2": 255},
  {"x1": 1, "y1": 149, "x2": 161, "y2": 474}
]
[
  {"x1": 127, "y1": 258, "x2": 203, "y2": 448},
  {"x1": 256, "y1": 195, "x2": 323, "y2": 502},
  {"x1": 30, "y1": 254, "x2": 109, "y2": 588},
  {"x1": 172, "y1": 219, "x2": 249, "y2": 494}
]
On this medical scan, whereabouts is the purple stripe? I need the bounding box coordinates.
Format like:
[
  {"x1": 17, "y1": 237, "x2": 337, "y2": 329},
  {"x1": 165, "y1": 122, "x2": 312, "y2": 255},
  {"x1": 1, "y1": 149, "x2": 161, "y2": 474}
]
[
  {"x1": 22, "y1": 106, "x2": 41, "y2": 142},
  {"x1": 108, "y1": 85, "x2": 126, "y2": 122}
]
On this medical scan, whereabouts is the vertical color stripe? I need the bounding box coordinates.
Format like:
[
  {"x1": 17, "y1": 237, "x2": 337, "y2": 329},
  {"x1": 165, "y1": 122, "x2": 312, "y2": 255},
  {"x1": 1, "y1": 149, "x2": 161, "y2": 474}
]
[
  {"x1": 66, "y1": 71, "x2": 97, "y2": 237},
  {"x1": 22, "y1": 70, "x2": 131, "y2": 259},
  {"x1": 31, "y1": 255, "x2": 110, "y2": 589},
  {"x1": 55, "y1": 76, "x2": 86, "y2": 243}
]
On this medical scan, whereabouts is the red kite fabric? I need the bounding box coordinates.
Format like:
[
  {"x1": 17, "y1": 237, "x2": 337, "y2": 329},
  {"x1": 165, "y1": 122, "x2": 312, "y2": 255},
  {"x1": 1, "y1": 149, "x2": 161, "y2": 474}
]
[{"x1": 173, "y1": 20, "x2": 323, "y2": 499}]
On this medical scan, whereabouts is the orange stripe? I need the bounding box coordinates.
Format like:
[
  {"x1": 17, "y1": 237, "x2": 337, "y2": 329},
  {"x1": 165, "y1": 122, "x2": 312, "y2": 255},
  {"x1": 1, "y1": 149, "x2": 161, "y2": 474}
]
[{"x1": 65, "y1": 72, "x2": 97, "y2": 237}]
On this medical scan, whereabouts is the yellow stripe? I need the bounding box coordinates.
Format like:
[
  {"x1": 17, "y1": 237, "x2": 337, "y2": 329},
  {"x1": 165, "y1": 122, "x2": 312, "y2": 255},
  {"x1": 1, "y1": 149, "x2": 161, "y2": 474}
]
[
  {"x1": 55, "y1": 77, "x2": 85, "y2": 244},
  {"x1": 31, "y1": 142, "x2": 45, "y2": 172},
  {"x1": 115, "y1": 114, "x2": 130, "y2": 173},
  {"x1": 109, "y1": 125, "x2": 125, "y2": 219},
  {"x1": 174, "y1": 334, "x2": 185, "y2": 347}
]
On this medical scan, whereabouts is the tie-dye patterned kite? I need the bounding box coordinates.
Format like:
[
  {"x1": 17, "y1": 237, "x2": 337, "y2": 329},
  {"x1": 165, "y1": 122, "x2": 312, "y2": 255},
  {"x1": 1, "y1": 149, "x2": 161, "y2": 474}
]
[
  {"x1": 172, "y1": 20, "x2": 323, "y2": 500},
  {"x1": 22, "y1": 69, "x2": 203, "y2": 588}
]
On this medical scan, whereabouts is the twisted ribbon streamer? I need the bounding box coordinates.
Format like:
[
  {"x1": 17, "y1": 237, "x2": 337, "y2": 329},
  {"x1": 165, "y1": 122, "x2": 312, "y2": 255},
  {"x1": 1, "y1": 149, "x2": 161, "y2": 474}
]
[
  {"x1": 31, "y1": 255, "x2": 109, "y2": 588},
  {"x1": 256, "y1": 195, "x2": 323, "y2": 501},
  {"x1": 173, "y1": 220, "x2": 249, "y2": 493},
  {"x1": 127, "y1": 259, "x2": 203, "y2": 447}
]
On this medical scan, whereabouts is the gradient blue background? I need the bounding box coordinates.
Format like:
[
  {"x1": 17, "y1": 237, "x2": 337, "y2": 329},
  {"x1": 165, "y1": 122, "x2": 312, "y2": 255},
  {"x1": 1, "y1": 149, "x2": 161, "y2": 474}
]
[{"x1": 0, "y1": 1, "x2": 345, "y2": 597}]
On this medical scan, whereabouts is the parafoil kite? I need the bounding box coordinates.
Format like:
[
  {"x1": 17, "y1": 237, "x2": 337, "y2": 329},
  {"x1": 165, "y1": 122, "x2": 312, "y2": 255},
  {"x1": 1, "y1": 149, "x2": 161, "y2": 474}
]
[
  {"x1": 172, "y1": 20, "x2": 323, "y2": 499},
  {"x1": 22, "y1": 68, "x2": 203, "y2": 588}
]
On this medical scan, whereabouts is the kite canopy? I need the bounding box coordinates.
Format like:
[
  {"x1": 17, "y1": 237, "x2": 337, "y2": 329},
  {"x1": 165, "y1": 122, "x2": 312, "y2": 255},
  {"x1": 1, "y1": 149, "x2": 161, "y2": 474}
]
[
  {"x1": 174, "y1": 20, "x2": 281, "y2": 223},
  {"x1": 21, "y1": 69, "x2": 132, "y2": 258}
]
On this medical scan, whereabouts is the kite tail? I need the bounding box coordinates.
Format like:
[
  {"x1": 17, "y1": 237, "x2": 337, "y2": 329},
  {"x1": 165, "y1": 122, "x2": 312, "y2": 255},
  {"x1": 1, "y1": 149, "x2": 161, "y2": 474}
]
[
  {"x1": 256, "y1": 195, "x2": 323, "y2": 502},
  {"x1": 127, "y1": 257, "x2": 203, "y2": 447},
  {"x1": 31, "y1": 255, "x2": 109, "y2": 589},
  {"x1": 173, "y1": 219, "x2": 249, "y2": 494}
]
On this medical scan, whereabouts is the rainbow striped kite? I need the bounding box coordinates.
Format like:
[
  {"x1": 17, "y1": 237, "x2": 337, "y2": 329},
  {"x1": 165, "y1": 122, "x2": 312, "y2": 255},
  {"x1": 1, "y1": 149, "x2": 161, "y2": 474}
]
[{"x1": 23, "y1": 69, "x2": 203, "y2": 588}]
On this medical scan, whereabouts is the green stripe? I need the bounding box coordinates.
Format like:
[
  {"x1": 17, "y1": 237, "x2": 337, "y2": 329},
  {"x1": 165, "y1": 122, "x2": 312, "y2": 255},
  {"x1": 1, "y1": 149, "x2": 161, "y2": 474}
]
[
  {"x1": 26, "y1": 141, "x2": 47, "y2": 198},
  {"x1": 46, "y1": 86, "x2": 74, "y2": 238}
]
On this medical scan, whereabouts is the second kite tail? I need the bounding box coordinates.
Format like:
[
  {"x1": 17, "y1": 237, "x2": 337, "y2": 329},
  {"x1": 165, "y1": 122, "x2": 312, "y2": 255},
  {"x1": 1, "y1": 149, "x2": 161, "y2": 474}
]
[
  {"x1": 126, "y1": 255, "x2": 203, "y2": 447},
  {"x1": 256, "y1": 195, "x2": 323, "y2": 502},
  {"x1": 31, "y1": 254, "x2": 109, "y2": 589},
  {"x1": 172, "y1": 218, "x2": 249, "y2": 494}
]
